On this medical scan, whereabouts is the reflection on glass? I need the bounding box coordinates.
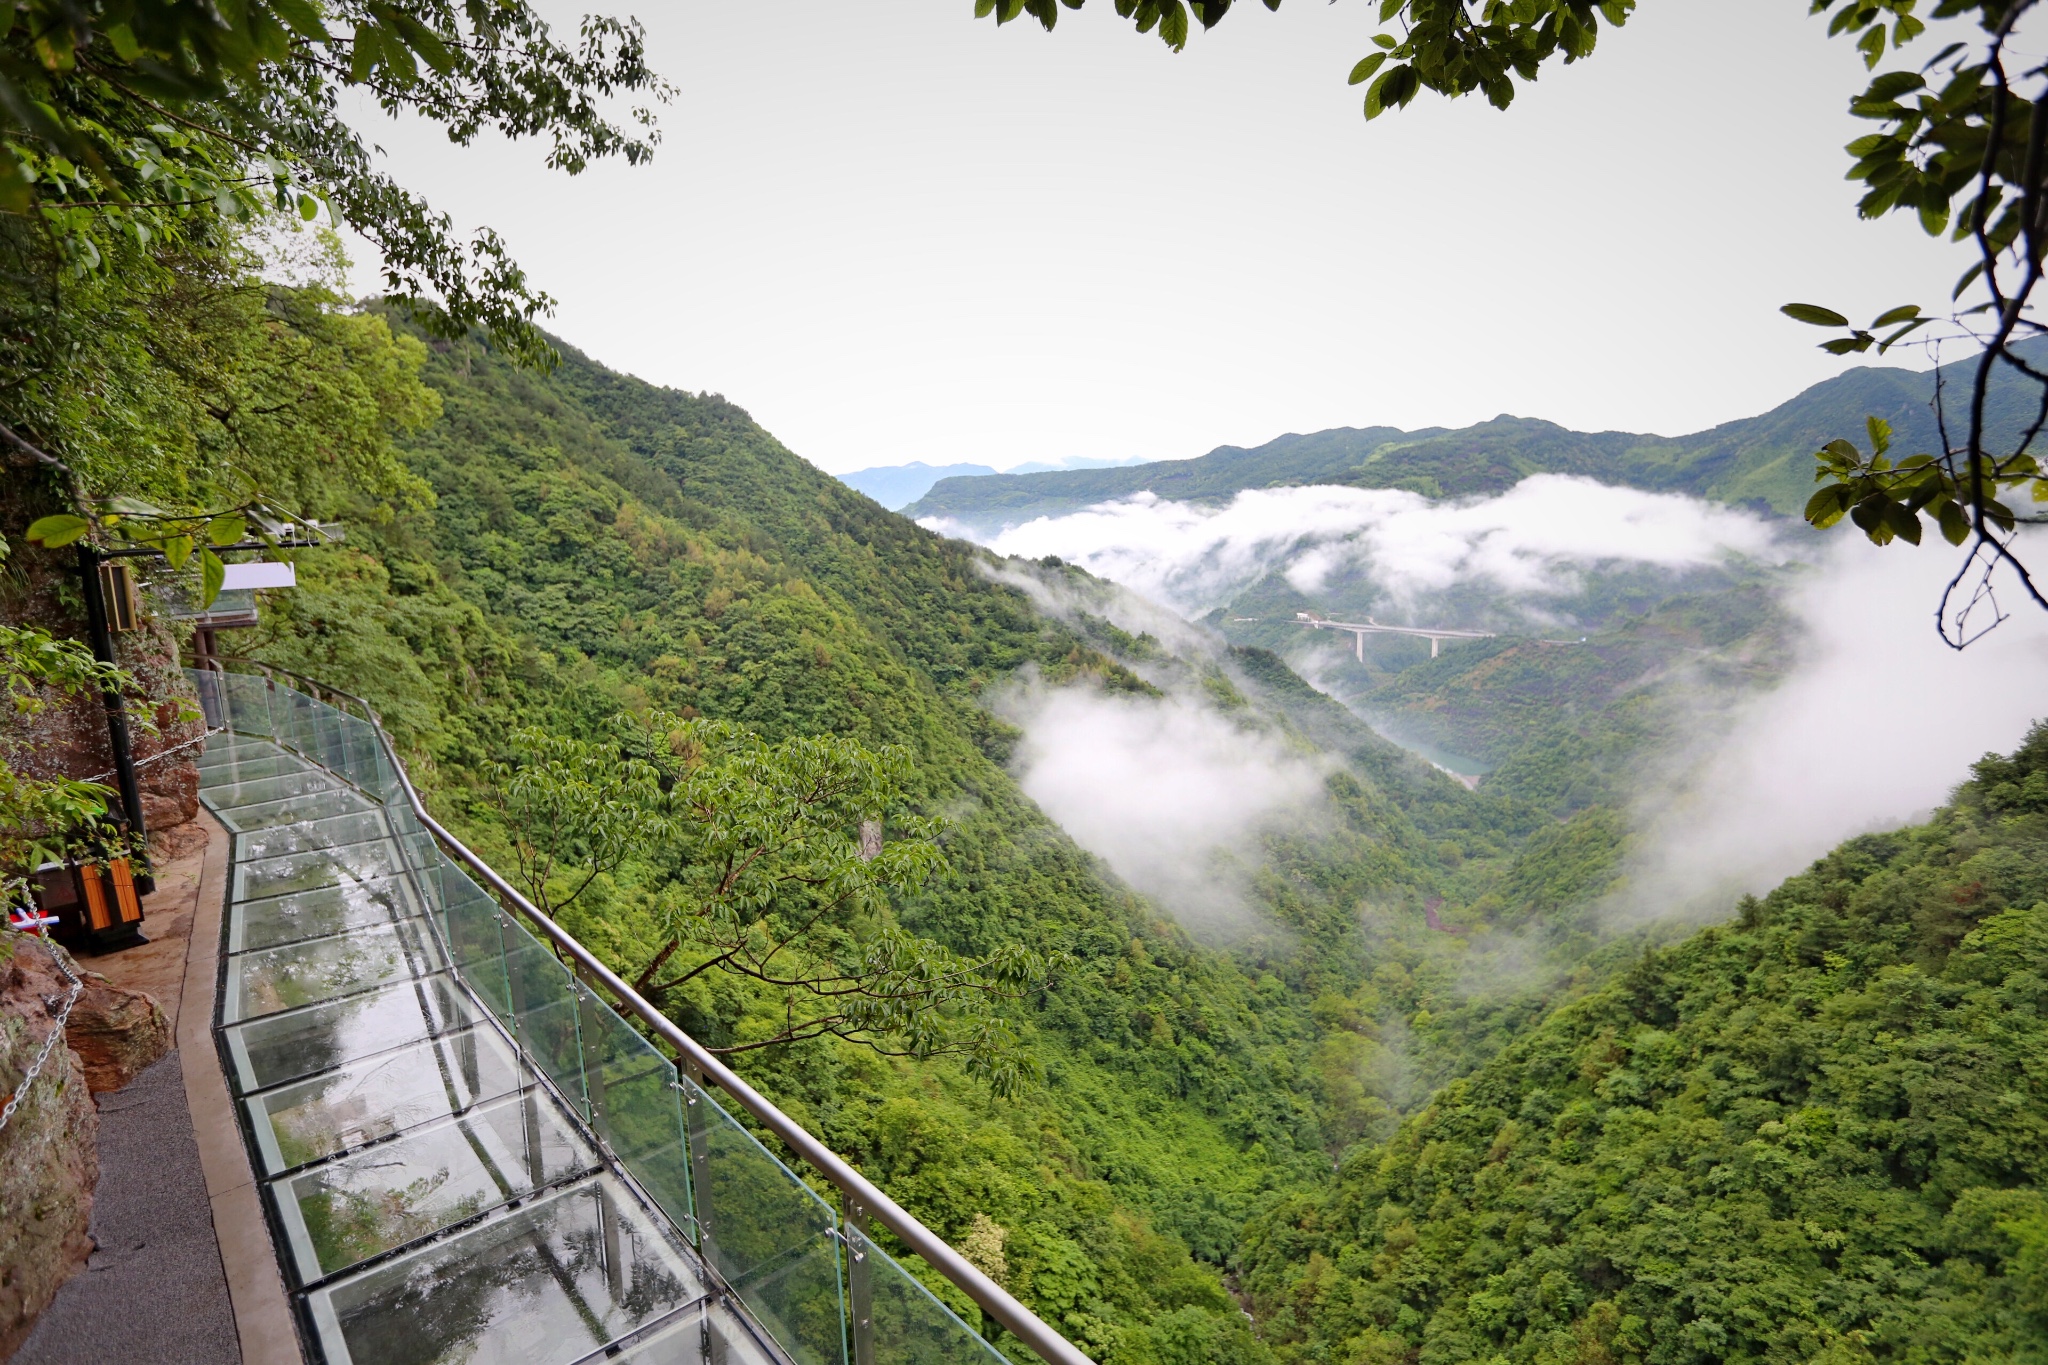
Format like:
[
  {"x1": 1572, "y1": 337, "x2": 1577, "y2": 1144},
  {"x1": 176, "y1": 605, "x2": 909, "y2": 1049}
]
[
  {"x1": 224, "y1": 974, "x2": 480, "y2": 1095},
  {"x1": 228, "y1": 876, "x2": 417, "y2": 954},
  {"x1": 236, "y1": 843, "x2": 406, "y2": 902},
  {"x1": 852, "y1": 1228, "x2": 1007, "y2": 1365},
  {"x1": 682, "y1": 1075, "x2": 845, "y2": 1365},
  {"x1": 274, "y1": 1089, "x2": 598, "y2": 1282},
  {"x1": 214, "y1": 787, "x2": 376, "y2": 833},
  {"x1": 224, "y1": 919, "x2": 446, "y2": 1022},
  {"x1": 233, "y1": 809, "x2": 391, "y2": 862},
  {"x1": 308, "y1": 1177, "x2": 703, "y2": 1365},
  {"x1": 246, "y1": 1026, "x2": 529, "y2": 1174}
]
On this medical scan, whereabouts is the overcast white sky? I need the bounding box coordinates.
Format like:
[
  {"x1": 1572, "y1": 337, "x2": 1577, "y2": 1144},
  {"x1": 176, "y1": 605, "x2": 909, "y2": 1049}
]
[{"x1": 343, "y1": 0, "x2": 1964, "y2": 474}]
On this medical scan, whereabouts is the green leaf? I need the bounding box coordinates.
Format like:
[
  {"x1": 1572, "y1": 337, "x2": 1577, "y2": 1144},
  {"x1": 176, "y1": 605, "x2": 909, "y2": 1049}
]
[
  {"x1": 1930, "y1": 497, "x2": 1970, "y2": 545},
  {"x1": 1349, "y1": 52, "x2": 1388, "y2": 85},
  {"x1": 206, "y1": 514, "x2": 247, "y2": 546},
  {"x1": 26, "y1": 513, "x2": 90, "y2": 547},
  {"x1": 1805, "y1": 483, "x2": 1851, "y2": 528},
  {"x1": 1870, "y1": 303, "x2": 1922, "y2": 327},
  {"x1": 200, "y1": 549, "x2": 226, "y2": 608},
  {"x1": 349, "y1": 22, "x2": 381, "y2": 83},
  {"x1": 1866, "y1": 414, "x2": 1892, "y2": 455},
  {"x1": 163, "y1": 535, "x2": 193, "y2": 571},
  {"x1": 1821, "y1": 335, "x2": 1874, "y2": 355},
  {"x1": 384, "y1": 8, "x2": 456, "y2": 75},
  {"x1": 1782, "y1": 303, "x2": 1851, "y2": 327},
  {"x1": 267, "y1": 0, "x2": 330, "y2": 41}
]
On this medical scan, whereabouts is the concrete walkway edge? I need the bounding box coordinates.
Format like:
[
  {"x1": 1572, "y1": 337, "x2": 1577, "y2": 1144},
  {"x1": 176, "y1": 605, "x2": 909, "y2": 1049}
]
[{"x1": 178, "y1": 807, "x2": 304, "y2": 1365}]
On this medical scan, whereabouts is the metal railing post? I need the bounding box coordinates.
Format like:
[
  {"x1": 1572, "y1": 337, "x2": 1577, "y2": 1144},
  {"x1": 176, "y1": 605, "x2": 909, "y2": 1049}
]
[{"x1": 845, "y1": 1196, "x2": 876, "y2": 1365}]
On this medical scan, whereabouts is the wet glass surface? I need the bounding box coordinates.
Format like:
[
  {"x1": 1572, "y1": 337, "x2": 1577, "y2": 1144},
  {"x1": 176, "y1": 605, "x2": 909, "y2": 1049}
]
[
  {"x1": 223, "y1": 919, "x2": 447, "y2": 1023},
  {"x1": 223, "y1": 974, "x2": 480, "y2": 1095},
  {"x1": 245, "y1": 1025, "x2": 529, "y2": 1175},
  {"x1": 206, "y1": 767, "x2": 350, "y2": 809},
  {"x1": 228, "y1": 876, "x2": 418, "y2": 955},
  {"x1": 197, "y1": 752, "x2": 301, "y2": 785},
  {"x1": 595, "y1": 1299, "x2": 784, "y2": 1365},
  {"x1": 234, "y1": 842, "x2": 407, "y2": 902},
  {"x1": 308, "y1": 1176, "x2": 705, "y2": 1365},
  {"x1": 854, "y1": 1229, "x2": 1007, "y2": 1365},
  {"x1": 212, "y1": 787, "x2": 377, "y2": 833},
  {"x1": 274, "y1": 1089, "x2": 599, "y2": 1283},
  {"x1": 232, "y1": 808, "x2": 392, "y2": 862}
]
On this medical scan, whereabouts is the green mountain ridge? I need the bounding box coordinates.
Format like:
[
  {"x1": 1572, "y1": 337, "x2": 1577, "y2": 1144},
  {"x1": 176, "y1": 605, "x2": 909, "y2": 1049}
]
[
  {"x1": 214, "y1": 321, "x2": 2044, "y2": 1365},
  {"x1": 906, "y1": 342, "x2": 2048, "y2": 529}
]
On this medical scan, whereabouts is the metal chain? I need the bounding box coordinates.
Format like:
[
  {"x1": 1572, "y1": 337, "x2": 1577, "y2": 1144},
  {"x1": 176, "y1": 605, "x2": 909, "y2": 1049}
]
[{"x1": 0, "y1": 931, "x2": 85, "y2": 1132}]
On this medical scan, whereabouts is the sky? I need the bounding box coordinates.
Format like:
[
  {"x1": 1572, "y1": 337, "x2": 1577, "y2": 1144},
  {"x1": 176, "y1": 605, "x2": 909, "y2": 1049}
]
[{"x1": 341, "y1": 0, "x2": 1966, "y2": 474}]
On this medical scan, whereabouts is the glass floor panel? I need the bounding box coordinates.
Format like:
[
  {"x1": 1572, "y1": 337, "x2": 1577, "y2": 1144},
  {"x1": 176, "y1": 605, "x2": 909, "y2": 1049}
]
[
  {"x1": 212, "y1": 787, "x2": 376, "y2": 834},
  {"x1": 273, "y1": 1088, "x2": 601, "y2": 1284},
  {"x1": 305, "y1": 1175, "x2": 706, "y2": 1365},
  {"x1": 207, "y1": 768, "x2": 350, "y2": 809},
  {"x1": 234, "y1": 842, "x2": 407, "y2": 902},
  {"x1": 223, "y1": 919, "x2": 448, "y2": 1023},
  {"x1": 198, "y1": 733, "x2": 285, "y2": 760},
  {"x1": 594, "y1": 1298, "x2": 785, "y2": 1365},
  {"x1": 199, "y1": 752, "x2": 302, "y2": 785},
  {"x1": 245, "y1": 1025, "x2": 530, "y2": 1176},
  {"x1": 228, "y1": 876, "x2": 420, "y2": 955},
  {"x1": 234, "y1": 808, "x2": 394, "y2": 862},
  {"x1": 223, "y1": 974, "x2": 481, "y2": 1094}
]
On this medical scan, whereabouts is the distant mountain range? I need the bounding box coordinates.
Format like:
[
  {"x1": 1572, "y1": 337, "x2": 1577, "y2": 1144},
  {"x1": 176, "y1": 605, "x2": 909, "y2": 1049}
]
[
  {"x1": 834, "y1": 455, "x2": 1148, "y2": 509},
  {"x1": 903, "y1": 343, "x2": 2048, "y2": 532}
]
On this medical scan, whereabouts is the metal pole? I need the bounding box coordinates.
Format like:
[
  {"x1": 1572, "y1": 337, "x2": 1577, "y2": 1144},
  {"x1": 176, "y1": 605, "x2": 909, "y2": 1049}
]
[
  {"x1": 845, "y1": 1196, "x2": 876, "y2": 1365},
  {"x1": 77, "y1": 545, "x2": 149, "y2": 859}
]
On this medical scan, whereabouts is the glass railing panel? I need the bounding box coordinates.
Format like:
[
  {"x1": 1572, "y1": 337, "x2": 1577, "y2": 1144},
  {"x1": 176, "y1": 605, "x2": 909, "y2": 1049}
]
[
  {"x1": 574, "y1": 985, "x2": 693, "y2": 1235},
  {"x1": 222, "y1": 919, "x2": 448, "y2": 1023},
  {"x1": 500, "y1": 912, "x2": 589, "y2": 1114},
  {"x1": 435, "y1": 871, "x2": 515, "y2": 1026},
  {"x1": 682, "y1": 1074, "x2": 847, "y2": 1365},
  {"x1": 221, "y1": 672, "x2": 276, "y2": 739},
  {"x1": 228, "y1": 876, "x2": 418, "y2": 955},
  {"x1": 221, "y1": 973, "x2": 482, "y2": 1095},
  {"x1": 271, "y1": 1087, "x2": 601, "y2": 1284},
  {"x1": 234, "y1": 843, "x2": 408, "y2": 903},
  {"x1": 304, "y1": 1174, "x2": 707, "y2": 1365},
  {"x1": 243, "y1": 1024, "x2": 530, "y2": 1176},
  {"x1": 851, "y1": 1229, "x2": 1008, "y2": 1365}
]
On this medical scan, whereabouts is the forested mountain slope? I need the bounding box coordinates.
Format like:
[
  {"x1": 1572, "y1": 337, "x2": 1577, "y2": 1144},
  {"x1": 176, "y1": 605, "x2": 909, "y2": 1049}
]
[
  {"x1": 907, "y1": 342, "x2": 2048, "y2": 529},
  {"x1": 1238, "y1": 724, "x2": 2048, "y2": 1365},
  {"x1": 246, "y1": 327, "x2": 1615, "y2": 1363}
]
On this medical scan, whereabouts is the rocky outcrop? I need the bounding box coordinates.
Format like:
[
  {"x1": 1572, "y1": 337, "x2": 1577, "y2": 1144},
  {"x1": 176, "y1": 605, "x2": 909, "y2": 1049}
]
[
  {"x1": 64, "y1": 968, "x2": 171, "y2": 1095},
  {"x1": 0, "y1": 936, "x2": 99, "y2": 1359}
]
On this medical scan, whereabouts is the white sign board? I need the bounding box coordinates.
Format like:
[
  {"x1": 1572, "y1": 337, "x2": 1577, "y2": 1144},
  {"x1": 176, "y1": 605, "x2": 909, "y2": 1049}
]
[{"x1": 219, "y1": 561, "x2": 297, "y2": 591}]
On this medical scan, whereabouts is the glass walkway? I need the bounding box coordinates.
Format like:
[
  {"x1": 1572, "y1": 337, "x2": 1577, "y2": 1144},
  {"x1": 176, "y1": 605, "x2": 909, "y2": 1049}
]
[{"x1": 191, "y1": 667, "x2": 1028, "y2": 1365}]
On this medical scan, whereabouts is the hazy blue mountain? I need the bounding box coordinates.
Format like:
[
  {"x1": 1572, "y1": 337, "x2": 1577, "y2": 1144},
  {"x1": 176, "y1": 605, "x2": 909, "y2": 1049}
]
[
  {"x1": 836, "y1": 461, "x2": 1000, "y2": 509},
  {"x1": 906, "y1": 342, "x2": 2048, "y2": 531}
]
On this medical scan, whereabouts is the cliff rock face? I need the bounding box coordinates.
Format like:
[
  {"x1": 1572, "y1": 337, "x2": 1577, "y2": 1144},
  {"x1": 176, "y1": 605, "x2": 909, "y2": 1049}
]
[
  {"x1": 64, "y1": 968, "x2": 171, "y2": 1095},
  {"x1": 0, "y1": 937, "x2": 99, "y2": 1360}
]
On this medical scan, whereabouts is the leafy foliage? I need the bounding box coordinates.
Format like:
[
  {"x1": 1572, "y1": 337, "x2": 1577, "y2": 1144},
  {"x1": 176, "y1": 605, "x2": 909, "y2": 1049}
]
[
  {"x1": 1237, "y1": 721, "x2": 2048, "y2": 1364},
  {"x1": 1, "y1": 0, "x2": 669, "y2": 359}
]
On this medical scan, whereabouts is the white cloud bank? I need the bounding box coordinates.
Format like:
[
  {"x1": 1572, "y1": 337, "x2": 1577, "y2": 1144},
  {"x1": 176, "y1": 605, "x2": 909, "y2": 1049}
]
[
  {"x1": 1627, "y1": 533, "x2": 2048, "y2": 916},
  {"x1": 926, "y1": 475, "x2": 1788, "y2": 616},
  {"x1": 997, "y1": 685, "x2": 1324, "y2": 936}
]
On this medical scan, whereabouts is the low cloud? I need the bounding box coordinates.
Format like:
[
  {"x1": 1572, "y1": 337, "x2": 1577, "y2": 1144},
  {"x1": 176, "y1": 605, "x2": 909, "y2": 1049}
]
[
  {"x1": 927, "y1": 476, "x2": 1788, "y2": 617},
  {"x1": 1624, "y1": 533, "x2": 2048, "y2": 918},
  {"x1": 995, "y1": 682, "x2": 1326, "y2": 939}
]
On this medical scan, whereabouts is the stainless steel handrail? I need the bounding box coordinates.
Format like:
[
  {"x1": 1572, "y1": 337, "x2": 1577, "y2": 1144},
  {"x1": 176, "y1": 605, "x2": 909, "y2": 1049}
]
[{"x1": 196, "y1": 657, "x2": 1096, "y2": 1365}]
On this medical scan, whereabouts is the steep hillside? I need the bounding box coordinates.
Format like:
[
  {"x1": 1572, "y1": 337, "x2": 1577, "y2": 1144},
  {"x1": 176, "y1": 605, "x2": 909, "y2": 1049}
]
[
  {"x1": 240, "y1": 328, "x2": 1632, "y2": 1363},
  {"x1": 907, "y1": 342, "x2": 2048, "y2": 528},
  {"x1": 1238, "y1": 724, "x2": 2048, "y2": 1365}
]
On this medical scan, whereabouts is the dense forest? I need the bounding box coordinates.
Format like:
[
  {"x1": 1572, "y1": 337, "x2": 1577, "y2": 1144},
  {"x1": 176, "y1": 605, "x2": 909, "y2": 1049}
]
[{"x1": 8, "y1": 257, "x2": 2042, "y2": 1364}]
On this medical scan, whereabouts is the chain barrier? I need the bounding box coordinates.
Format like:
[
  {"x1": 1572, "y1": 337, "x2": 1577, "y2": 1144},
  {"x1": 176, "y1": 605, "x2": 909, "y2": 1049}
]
[{"x1": 0, "y1": 930, "x2": 85, "y2": 1133}]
